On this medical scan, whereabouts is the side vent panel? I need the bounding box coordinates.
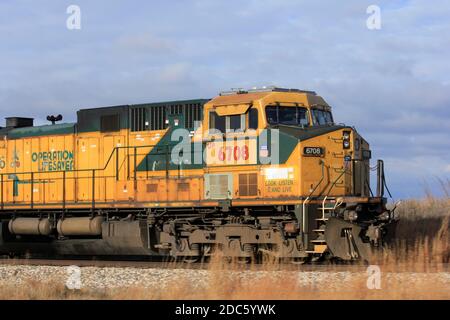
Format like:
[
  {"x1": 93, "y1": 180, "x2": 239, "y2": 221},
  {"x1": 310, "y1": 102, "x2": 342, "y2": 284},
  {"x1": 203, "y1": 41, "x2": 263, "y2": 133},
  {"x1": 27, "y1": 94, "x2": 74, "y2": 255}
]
[{"x1": 204, "y1": 174, "x2": 233, "y2": 199}]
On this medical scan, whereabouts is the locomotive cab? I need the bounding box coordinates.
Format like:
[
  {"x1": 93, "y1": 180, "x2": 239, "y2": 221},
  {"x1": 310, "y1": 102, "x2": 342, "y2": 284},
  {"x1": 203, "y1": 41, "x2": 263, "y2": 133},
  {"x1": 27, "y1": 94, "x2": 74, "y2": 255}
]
[{"x1": 202, "y1": 87, "x2": 372, "y2": 199}]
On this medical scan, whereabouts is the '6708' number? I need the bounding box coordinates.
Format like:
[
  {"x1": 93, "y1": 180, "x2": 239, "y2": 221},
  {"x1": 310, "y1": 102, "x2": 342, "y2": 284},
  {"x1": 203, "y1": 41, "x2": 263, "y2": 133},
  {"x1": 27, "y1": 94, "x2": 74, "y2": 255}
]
[{"x1": 218, "y1": 145, "x2": 249, "y2": 161}]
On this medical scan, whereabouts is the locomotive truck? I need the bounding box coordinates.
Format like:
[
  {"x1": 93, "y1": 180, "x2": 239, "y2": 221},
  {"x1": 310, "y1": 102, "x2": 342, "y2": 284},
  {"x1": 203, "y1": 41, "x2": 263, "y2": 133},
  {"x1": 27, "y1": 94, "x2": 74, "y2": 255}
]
[{"x1": 0, "y1": 87, "x2": 397, "y2": 263}]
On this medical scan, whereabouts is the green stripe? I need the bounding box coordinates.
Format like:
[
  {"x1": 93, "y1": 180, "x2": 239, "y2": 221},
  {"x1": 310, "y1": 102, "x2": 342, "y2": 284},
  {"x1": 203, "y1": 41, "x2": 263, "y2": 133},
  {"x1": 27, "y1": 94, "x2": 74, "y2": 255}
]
[{"x1": 8, "y1": 123, "x2": 75, "y2": 139}]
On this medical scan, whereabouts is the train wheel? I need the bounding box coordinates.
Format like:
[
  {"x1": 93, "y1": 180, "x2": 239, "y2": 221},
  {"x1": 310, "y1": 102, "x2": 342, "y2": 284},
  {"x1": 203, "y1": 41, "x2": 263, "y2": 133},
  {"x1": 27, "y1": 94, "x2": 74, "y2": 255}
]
[
  {"x1": 183, "y1": 257, "x2": 199, "y2": 264},
  {"x1": 237, "y1": 257, "x2": 251, "y2": 264},
  {"x1": 222, "y1": 256, "x2": 233, "y2": 264},
  {"x1": 258, "y1": 245, "x2": 278, "y2": 264},
  {"x1": 237, "y1": 244, "x2": 255, "y2": 264},
  {"x1": 290, "y1": 258, "x2": 307, "y2": 265}
]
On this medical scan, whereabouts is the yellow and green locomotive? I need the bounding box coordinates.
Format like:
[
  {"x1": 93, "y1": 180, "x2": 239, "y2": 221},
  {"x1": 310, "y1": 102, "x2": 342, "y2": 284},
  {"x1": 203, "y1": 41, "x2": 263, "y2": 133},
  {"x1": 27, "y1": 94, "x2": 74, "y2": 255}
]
[{"x1": 0, "y1": 87, "x2": 397, "y2": 262}]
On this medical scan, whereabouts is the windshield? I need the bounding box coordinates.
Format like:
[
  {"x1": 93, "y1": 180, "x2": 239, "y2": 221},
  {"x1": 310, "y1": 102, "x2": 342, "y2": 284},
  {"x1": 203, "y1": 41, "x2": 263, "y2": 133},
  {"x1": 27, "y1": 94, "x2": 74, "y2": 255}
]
[
  {"x1": 266, "y1": 106, "x2": 309, "y2": 126},
  {"x1": 311, "y1": 109, "x2": 334, "y2": 125}
]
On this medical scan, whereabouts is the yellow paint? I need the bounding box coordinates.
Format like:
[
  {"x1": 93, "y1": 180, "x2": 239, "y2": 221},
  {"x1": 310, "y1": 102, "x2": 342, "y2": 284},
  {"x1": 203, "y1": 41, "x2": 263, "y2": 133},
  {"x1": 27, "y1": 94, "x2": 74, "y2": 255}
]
[{"x1": 214, "y1": 103, "x2": 251, "y2": 116}]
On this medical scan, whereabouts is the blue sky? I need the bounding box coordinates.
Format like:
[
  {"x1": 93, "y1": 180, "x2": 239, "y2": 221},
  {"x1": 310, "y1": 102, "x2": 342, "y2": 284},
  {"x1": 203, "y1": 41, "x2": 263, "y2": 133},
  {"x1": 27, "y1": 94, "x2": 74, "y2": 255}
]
[{"x1": 0, "y1": 0, "x2": 449, "y2": 199}]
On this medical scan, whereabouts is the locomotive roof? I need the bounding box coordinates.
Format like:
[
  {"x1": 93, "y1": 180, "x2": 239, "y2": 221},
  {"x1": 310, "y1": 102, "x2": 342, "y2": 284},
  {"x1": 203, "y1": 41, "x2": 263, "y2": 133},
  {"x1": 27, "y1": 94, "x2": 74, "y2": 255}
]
[
  {"x1": 6, "y1": 123, "x2": 76, "y2": 139},
  {"x1": 77, "y1": 98, "x2": 210, "y2": 112},
  {"x1": 207, "y1": 89, "x2": 329, "y2": 109}
]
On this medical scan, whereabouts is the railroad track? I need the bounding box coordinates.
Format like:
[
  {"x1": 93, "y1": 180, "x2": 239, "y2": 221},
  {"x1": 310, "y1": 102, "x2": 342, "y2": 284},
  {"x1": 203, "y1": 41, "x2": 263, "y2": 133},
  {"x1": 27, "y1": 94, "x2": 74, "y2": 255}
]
[
  {"x1": 0, "y1": 257, "x2": 368, "y2": 271},
  {"x1": 1, "y1": 257, "x2": 448, "y2": 272}
]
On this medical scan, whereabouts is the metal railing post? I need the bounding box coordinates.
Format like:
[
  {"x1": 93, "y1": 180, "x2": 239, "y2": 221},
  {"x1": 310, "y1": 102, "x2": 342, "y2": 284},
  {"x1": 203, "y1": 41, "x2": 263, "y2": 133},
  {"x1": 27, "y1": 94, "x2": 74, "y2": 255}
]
[
  {"x1": 351, "y1": 159, "x2": 356, "y2": 195},
  {"x1": 127, "y1": 151, "x2": 130, "y2": 180},
  {"x1": 92, "y1": 169, "x2": 95, "y2": 210},
  {"x1": 31, "y1": 172, "x2": 34, "y2": 209},
  {"x1": 1, "y1": 174, "x2": 3, "y2": 210},
  {"x1": 134, "y1": 147, "x2": 137, "y2": 181},
  {"x1": 115, "y1": 148, "x2": 119, "y2": 181},
  {"x1": 63, "y1": 171, "x2": 66, "y2": 210},
  {"x1": 376, "y1": 159, "x2": 384, "y2": 197}
]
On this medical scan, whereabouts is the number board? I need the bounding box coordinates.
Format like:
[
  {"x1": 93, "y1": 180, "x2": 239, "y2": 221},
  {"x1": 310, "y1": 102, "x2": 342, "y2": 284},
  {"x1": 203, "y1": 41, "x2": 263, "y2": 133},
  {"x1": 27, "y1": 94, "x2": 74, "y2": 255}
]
[
  {"x1": 206, "y1": 139, "x2": 257, "y2": 166},
  {"x1": 303, "y1": 147, "x2": 324, "y2": 157}
]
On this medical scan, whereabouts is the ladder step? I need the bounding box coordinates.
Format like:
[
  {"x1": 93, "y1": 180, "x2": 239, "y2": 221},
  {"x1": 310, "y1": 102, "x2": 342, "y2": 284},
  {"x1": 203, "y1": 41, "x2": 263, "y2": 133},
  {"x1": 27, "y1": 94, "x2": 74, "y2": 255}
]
[
  {"x1": 310, "y1": 239, "x2": 326, "y2": 243},
  {"x1": 315, "y1": 218, "x2": 329, "y2": 221},
  {"x1": 317, "y1": 207, "x2": 335, "y2": 210},
  {"x1": 312, "y1": 229, "x2": 325, "y2": 232},
  {"x1": 306, "y1": 245, "x2": 327, "y2": 254}
]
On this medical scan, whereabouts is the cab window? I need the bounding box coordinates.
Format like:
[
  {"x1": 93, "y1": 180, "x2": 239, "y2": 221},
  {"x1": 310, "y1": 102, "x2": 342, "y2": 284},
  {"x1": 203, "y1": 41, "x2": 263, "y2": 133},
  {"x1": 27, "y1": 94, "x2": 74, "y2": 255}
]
[
  {"x1": 209, "y1": 111, "x2": 245, "y2": 133},
  {"x1": 266, "y1": 106, "x2": 309, "y2": 126},
  {"x1": 248, "y1": 108, "x2": 258, "y2": 130},
  {"x1": 209, "y1": 111, "x2": 225, "y2": 132},
  {"x1": 227, "y1": 114, "x2": 244, "y2": 132},
  {"x1": 311, "y1": 109, "x2": 334, "y2": 126}
]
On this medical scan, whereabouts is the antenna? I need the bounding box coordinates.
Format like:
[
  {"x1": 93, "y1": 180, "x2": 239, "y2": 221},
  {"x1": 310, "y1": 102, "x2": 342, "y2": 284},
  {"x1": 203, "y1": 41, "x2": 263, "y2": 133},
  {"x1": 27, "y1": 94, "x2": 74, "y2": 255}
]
[{"x1": 47, "y1": 114, "x2": 63, "y2": 125}]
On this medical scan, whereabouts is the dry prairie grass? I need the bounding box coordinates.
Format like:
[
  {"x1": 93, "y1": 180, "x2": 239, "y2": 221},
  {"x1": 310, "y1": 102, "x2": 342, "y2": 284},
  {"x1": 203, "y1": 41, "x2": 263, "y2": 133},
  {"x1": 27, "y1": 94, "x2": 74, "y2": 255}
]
[
  {"x1": 0, "y1": 261, "x2": 447, "y2": 300},
  {"x1": 0, "y1": 191, "x2": 448, "y2": 300}
]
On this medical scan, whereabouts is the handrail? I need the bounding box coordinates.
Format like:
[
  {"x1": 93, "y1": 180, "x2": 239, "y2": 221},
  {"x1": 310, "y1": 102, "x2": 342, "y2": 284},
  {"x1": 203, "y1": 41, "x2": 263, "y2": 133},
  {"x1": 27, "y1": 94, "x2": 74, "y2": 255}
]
[
  {"x1": 302, "y1": 160, "x2": 324, "y2": 233},
  {"x1": 0, "y1": 143, "x2": 166, "y2": 210},
  {"x1": 318, "y1": 166, "x2": 348, "y2": 219},
  {"x1": 321, "y1": 196, "x2": 328, "y2": 219},
  {"x1": 324, "y1": 166, "x2": 348, "y2": 198},
  {"x1": 0, "y1": 144, "x2": 160, "y2": 177},
  {"x1": 0, "y1": 140, "x2": 209, "y2": 209}
]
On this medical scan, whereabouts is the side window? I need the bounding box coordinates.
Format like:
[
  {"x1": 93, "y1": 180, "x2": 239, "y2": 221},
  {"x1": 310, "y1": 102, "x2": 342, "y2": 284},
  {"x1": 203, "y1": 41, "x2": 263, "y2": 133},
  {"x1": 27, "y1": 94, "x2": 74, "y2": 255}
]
[
  {"x1": 248, "y1": 108, "x2": 258, "y2": 130},
  {"x1": 209, "y1": 111, "x2": 225, "y2": 133},
  {"x1": 227, "y1": 114, "x2": 244, "y2": 132},
  {"x1": 209, "y1": 111, "x2": 247, "y2": 133},
  {"x1": 229, "y1": 115, "x2": 241, "y2": 131}
]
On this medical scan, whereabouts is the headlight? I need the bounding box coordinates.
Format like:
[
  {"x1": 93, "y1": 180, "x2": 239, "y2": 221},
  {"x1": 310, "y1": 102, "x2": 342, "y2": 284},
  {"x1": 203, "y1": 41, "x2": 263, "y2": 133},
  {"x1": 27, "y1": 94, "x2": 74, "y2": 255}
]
[
  {"x1": 379, "y1": 211, "x2": 390, "y2": 221},
  {"x1": 343, "y1": 130, "x2": 351, "y2": 149},
  {"x1": 347, "y1": 210, "x2": 358, "y2": 221}
]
